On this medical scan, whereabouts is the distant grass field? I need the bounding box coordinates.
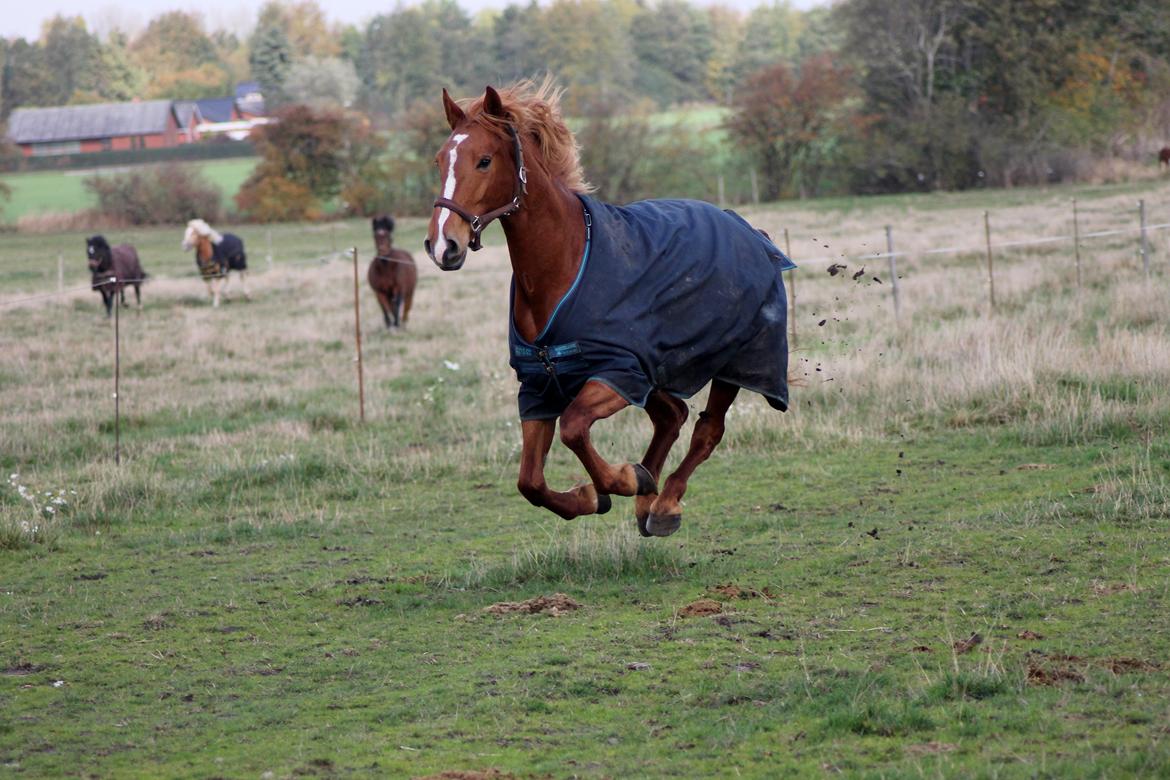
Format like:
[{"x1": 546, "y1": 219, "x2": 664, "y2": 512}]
[
  {"x1": 1, "y1": 178, "x2": 1169, "y2": 777},
  {"x1": 0, "y1": 157, "x2": 258, "y2": 222}
]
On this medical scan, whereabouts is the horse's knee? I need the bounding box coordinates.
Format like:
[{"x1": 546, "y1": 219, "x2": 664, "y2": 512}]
[
  {"x1": 517, "y1": 476, "x2": 545, "y2": 507},
  {"x1": 558, "y1": 413, "x2": 590, "y2": 451}
]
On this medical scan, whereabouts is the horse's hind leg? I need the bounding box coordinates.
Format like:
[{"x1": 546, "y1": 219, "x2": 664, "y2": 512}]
[
  {"x1": 634, "y1": 391, "x2": 689, "y2": 535},
  {"x1": 646, "y1": 379, "x2": 740, "y2": 537},
  {"x1": 558, "y1": 380, "x2": 656, "y2": 501},
  {"x1": 517, "y1": 419, "x2": 608, "y2": 519},
  {"x1": 134, "y1": 284, "x2": 142, "y2": 309}
]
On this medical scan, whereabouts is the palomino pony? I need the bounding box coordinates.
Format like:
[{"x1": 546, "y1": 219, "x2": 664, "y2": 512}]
[
  {"x1": 369, "y1": 215, "x2": 418, "y2": 328},
  {"x1": 425, "y1": 82, "x2": 794, "y2": 537},
  {"x1": 87, "y1": 235, "x2": 146, "y2": 317},
  {"x1": 182, "y1": 219, "x2": 249, "y2": 307}
]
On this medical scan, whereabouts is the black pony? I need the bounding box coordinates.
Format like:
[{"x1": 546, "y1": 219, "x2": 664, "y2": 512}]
[{"x1": 87, "y1": 236, "x2": 146, "y2": 316}]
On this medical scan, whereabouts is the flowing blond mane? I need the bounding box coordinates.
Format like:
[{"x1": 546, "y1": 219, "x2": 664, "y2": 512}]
[{"x1": 462, "y1": 77, "x2": 593, "y2": 194}]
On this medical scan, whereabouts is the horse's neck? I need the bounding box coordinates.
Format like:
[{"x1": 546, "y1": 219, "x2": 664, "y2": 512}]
[
  {"x1": 197, "y1": 238, "x2": 214, "y2": 262},
  {"x1": 503, "y1": 174, "x2": 587, "y2": 343}
]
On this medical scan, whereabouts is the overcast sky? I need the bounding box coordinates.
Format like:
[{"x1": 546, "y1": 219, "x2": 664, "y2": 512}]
[{"x1": 5, "y1": 0, "x2": 828, "y2": 41}]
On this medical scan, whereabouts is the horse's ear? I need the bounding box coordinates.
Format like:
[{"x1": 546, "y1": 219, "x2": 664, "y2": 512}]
[
  {"x1": 442, "y1": 88, "x2": 465, "y2": 130},
  {"x1": 483, "y1": 86, "x2": 505, "y2": 119}
]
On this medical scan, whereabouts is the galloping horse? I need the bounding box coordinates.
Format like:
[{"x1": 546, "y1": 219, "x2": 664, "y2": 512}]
[
  {"x1": 368, "y1": 215, "x2": 418, "y2": 329},
  {"x1": 182, "y1": 219, "x2": 249, "y2": 307},
  {"x1": 87, "y1": 235, "x2": 145, "y2": 317},
  {"x1": 425, "y1": 81, "x2": 794, "y2": 537}
]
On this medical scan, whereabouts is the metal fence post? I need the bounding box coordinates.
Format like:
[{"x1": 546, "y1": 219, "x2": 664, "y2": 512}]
[
  {"x1": 885, "y1": 225, "x2": 901, "y2": 323},
  {"x1": 784, "y1": 228, "x2": 796, "y2": 350},
  {"x1": 1072, "y1": 198, "x2": 1082, "y2": 291},
  {"x1": 113, "y1": 276, "x2": 121, "y2": 465},
  {"x1": 983, "y1": 211, "x2": 996, "y2": 311},
  {"x1": 351, "y1": 247, "x2": 366, "y2": 423},
  {"x1": 1139, "y1": 199, "x2": 1149, "y2": 279}
]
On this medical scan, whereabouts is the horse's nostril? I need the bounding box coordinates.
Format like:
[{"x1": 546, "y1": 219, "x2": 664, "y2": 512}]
[{"x1": 445, "y1": 239, "x2": 458, "y2": 256}]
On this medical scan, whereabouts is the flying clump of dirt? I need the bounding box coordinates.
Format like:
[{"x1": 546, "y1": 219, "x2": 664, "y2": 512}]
[{"x1": 484, "y1": 593, "x2": 581, "y2": 616}]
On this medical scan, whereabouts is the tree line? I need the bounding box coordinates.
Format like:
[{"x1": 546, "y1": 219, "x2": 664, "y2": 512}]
[{"x1": 3, "y1": 0, "x2": 1168, "y2": 217}]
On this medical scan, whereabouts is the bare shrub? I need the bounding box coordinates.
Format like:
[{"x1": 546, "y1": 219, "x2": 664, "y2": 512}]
[{"x1": 84, "y1": 163, "x2": 223, "y2": 225}]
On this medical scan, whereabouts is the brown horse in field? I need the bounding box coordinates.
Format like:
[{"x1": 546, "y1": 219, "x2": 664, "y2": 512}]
[
  {"x1": 425, "y1": 81, "x2": 793, "y2": 537},
  {"x1": 86, "y1": 235, "x2": 145, "y2": 317},
  {"x1": 368, "y1": 215, "x2": 418, "y2": 329},
  {"x1": 1159, "y1": 147, "x2": 1170, "y2": 169}
]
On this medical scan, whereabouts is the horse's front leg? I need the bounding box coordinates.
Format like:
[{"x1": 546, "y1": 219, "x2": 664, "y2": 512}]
[
  {"x1": 517, "y1": 419, "x2": 609, "y2": 519},
  {"x1": 558, "y1": 380, "x2": 657, "y2": 500},
  {"x1": 646, "y1": 379, "x2": 740, "y2": 537}
]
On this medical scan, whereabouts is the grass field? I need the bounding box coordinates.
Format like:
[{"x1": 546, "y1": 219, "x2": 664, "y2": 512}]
[
  {"x1": 0, "y1": 158, "x2": 258, "y2": 222},
  {"x1": 1, "y1": 178, "x2": 1169, "y2": 777}
]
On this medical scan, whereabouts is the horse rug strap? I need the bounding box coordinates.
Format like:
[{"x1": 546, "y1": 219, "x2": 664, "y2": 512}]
[{"x1": 508, "y1": 195, "x2": 796, "y2": 421}]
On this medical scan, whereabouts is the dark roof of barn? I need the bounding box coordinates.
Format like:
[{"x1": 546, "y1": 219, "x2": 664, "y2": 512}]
[
  {"x1": 6, "y1": 100, "x2": 177, "y2": 144},
  {"x1": 194, "y1": 97, "x2": 236, "y2": 123},
  {"x1": 173, "y1": 101, "x2": 202, "y2": 128}
]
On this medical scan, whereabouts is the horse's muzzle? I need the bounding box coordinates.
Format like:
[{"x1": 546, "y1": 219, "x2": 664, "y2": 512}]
[{"x1": 424, "y1": 236, "x2": 466, "y2": 271}]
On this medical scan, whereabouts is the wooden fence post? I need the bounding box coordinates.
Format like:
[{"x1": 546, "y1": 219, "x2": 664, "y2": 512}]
[
  {"x1": 885, "y1": 225, "x2": 901, "y2": 323},
  {"x1": 717, "y1": 174, "x2": 726, "y2": 209},
  {"x1": 1139, "y1": 199, "x2": 1149, "y2": 279},
  {"x1": 983, "y1": 211, "x2": 996, "y2": 312},
  {"x1": 784, "y1": 228, "x2": 796, "y2": 349},
  {"x1": 351, "y1": 247, "x2": 366, "y2": 423},
  {"x1": 266, "y1": 228, "x2": 273, "y2": 271},
  {"x1": 750, "y1": 169, "x2": 759, "y2": 205},
  {"x1": 1072, "y1": 198, "x2": 1082, "y2": 291}
]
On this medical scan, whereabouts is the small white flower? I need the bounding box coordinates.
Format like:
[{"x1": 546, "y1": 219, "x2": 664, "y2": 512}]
[
  {"x1": 443, "y1": 360, "x2": 460, "y2": 371},
  {"x1": 44, "y1": 507, "x2": 56, "y2": 515},
  {"x1": 52, "y1": 680, "x2": 64, "y2": 688}
]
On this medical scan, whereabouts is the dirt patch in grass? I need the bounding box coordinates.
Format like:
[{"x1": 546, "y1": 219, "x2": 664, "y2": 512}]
[
  {"x1": 952, "y1": 633, "x2": 983, "y2": 654},
  {"x1": 1017, "y1": 630, "x2": 1044, "y2": 640},
  {"x1": 484, "y1": 593, "x2": 581, "y2": 616},
  {"x1": 906, "y1": 741, "x2": 958, "y2": 756},
  {"x1": 707, "y1": 583, "x2": 777, "y2": 601},
  {"x1": 3, "y1": 662, "x2": 45, "y2": 676},
  {"x1": 1093, "y1": 582, "x2": 1142, "y2": 596},
  {"x1": 678, "y1": 599, "x2": 723, "y2": 617},
  {"x1": 414, "y1": 770, "x2": 516, "y2": 779}
]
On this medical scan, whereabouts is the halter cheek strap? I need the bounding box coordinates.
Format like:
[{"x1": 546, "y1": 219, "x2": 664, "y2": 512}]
[{"x1": 432, "y1": 124, "x2": 528, "y2": 251}]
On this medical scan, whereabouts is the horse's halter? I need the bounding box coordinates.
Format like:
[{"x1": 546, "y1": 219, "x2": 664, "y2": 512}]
[{"x1": 432, "y1": 124, "x2": 528, "y2": 251}]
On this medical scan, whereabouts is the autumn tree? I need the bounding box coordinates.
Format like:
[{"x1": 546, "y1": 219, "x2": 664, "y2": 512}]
[
  {"x1": 236, "y1": 104, "x2": 346, "y2": 221},
  {"x1": 726, "y1": 55, "x2": 858, "y2": 200}
]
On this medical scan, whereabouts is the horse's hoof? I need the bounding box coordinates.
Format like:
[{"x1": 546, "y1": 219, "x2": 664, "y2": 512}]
[
  {"x1": 645, "y1": 513, "x2": 681, "y2": 537},
  {"x1": 636, "y1": 515, "x2": 653, "y2": 538},
  {"x1": 595, "y1": 493, "x2": 612, "y2": 515},
  {"x1": 632, "y1": 463, "x2": 658, "y2": 496}
]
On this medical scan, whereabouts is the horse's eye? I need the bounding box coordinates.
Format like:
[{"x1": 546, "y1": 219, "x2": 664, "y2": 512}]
[{"x1": 477, "y1": 156, "x2": 492, "y2": 170}]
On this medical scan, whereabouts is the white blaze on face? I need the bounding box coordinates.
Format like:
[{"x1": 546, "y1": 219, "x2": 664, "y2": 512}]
[{"x1": 435, "y1": 133, "x2": 469, "y2": 245}]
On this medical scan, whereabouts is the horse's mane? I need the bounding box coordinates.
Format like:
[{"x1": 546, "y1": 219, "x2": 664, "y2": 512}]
[
  {"x1": 187, "y1": 219, "x2": 223, "y2": 244},
  {"x1": 461, "y1": 77, "x2": 593, "y2": 194}
]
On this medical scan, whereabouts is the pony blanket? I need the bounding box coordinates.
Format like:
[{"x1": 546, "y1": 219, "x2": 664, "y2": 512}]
[
  {"x1": 509, "y1": 195, "x2": 796, "y2": 421},
  {"x1": 212, "y1": 233, "x2": 246, "y2": 270}
]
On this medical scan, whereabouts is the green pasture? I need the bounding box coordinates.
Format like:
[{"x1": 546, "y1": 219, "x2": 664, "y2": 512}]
[
  {"x1": 1, "y1": 178, "x2": 1169, "y2": 778},
  {"x1": 0, "y1": 158, "x2": 258, "y2": 222}
]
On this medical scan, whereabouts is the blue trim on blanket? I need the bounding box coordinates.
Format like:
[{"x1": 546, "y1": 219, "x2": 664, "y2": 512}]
[{"x1": 534, "y1": 203, "x2": 592, "y2": 343}]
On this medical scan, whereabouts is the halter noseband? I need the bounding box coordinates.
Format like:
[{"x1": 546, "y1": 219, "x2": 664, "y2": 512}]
[{"x1": 432, "y1": 124, "x2": 528, "y2": 251}]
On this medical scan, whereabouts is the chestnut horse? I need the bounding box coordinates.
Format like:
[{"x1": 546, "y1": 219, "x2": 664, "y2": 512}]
[
  {"x1": 369, "y1": 215, "x2": 418, "y2": 328},
  {"x1": 182, "y1": 219, "x2": 249, "y2": 307},
  {"x1": 87, "y1": 235, "x2": 145, "y2": 317},
  {"x1": 1159, "y1": 147, "x2": 1170, "y2": 169},
  {"x1": 425, "y1": 81, "x2": 794, "y2": 537}
]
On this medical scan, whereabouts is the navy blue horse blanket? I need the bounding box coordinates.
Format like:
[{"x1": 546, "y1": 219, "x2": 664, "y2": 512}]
[
  {"x1": 212, "y1": 233, "x2": 247, "y2": 271},
  {"x1": 509, "y1": 195, "x2": 796, "y2": 421}
]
